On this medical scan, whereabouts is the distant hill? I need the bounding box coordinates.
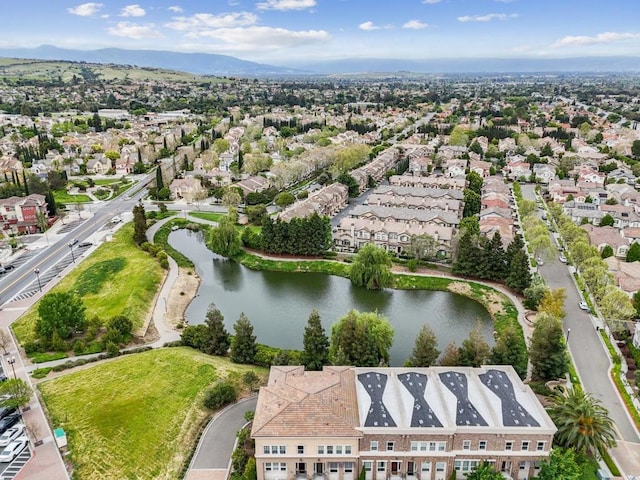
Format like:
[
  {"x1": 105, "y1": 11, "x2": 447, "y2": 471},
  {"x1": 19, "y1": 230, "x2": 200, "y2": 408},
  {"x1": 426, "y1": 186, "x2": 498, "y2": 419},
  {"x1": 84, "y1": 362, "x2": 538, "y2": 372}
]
[
  {"x1": 0, "y1": 45, "x2": 300, "y2": 76},
  {"x1": 0, "y1": 45, "x2": 639, "y2": 76}
]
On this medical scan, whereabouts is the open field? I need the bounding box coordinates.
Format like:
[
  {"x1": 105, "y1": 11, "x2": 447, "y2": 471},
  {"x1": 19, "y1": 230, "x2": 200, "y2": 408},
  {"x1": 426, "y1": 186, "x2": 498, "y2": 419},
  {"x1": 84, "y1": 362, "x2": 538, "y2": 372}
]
[
  {"x1": 53, "y1": 189, "x2": 92, "y2": 204},
  {"x1": 12, "y1": 224, "x2": 164, "y2": 344},
  {"x1": 38, "y1": 347, "x2": 266, "y2": 480}
]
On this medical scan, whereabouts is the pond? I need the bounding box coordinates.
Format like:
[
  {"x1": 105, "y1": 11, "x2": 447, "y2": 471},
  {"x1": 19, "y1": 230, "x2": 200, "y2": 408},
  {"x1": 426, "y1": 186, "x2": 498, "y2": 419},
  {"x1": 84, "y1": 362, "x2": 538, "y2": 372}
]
[{"x1": 170, "y1": 229, "x2": 494, "y2": 366}]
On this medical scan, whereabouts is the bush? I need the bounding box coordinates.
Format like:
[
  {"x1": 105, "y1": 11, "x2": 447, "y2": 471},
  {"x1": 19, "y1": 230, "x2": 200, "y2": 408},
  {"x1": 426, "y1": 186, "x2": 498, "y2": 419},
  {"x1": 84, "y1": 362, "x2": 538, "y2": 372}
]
[
  {"x1": 203, "y1": 381, "x2": 237, "y2": 410},
  {"x1": 32, "y1": 367, "x2": 52, "y2": 379},
  {"x1": 106, "y1": 341, "x2": 120, "y2": 357},
  {"x1": 407, "y1": 259, "x2": 418, "y2": 272}
]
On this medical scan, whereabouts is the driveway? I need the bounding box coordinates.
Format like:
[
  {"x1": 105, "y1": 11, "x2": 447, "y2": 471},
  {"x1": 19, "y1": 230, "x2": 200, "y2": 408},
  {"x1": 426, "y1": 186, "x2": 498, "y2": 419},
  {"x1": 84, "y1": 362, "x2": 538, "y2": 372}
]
[{"x1": 186, "y1": 396, "x2": 258, "y2": 480}]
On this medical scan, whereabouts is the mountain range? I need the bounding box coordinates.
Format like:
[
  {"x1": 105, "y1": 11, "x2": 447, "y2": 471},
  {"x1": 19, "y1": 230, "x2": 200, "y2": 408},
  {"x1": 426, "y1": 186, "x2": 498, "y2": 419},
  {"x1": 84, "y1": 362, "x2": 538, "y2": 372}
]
[{"x1": 1, "y1": 45, "x2": 639, "y2": 76}]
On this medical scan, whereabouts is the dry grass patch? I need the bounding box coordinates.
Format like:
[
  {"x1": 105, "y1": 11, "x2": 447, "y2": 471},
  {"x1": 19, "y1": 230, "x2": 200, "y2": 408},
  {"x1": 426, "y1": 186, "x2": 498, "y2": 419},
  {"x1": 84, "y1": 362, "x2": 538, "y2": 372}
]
[{"x1": 39, "y1": 347, "x2": 265, "y2": 480}]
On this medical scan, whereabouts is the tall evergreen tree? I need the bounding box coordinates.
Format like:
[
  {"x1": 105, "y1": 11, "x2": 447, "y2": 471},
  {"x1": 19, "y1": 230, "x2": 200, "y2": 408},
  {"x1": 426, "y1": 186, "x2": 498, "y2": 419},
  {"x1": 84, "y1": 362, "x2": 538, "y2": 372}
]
[
  {"x1": 485, "y1": 232, "x2": 507, "y2": 280},
  {"x1": 529, "y1": 312, "x2": 569, "y2": 381},
  {"x1": 490, "y1": 323, "x2": 528, "y2": 378},
  {"x1": 22, "y1": 170, "x2": 29, "y2": 195},
  {"x1": 506, "y1": 249, "x2": 531, "y2": 293},
  {"x1": 301, "y1": 309, "x2": 329, "y2": 371},
  {"x1": 132, "y1": 203, "x2": 148, "y2": 245},
  {"x1": 452, "y1": 230, "x2": 481, "y2": 276},
  {"x1": 230, "y1": 313, "x2": 257, "y2": 364},
  {"x1": 155, "y1": 166, "x2": 165, "y2": 193},
  {"x1": 438, "y1": 342, "x2": 460, "y2": 366},
  {"x1": 407, "y1": 324, "x2": 440, "y2": 367},
  {"x1": 458, "y1": 322, "x2": 491, "y2": 367},
  {"x1": 203, "y1": 304, "x2": 230, "y2": 356}
]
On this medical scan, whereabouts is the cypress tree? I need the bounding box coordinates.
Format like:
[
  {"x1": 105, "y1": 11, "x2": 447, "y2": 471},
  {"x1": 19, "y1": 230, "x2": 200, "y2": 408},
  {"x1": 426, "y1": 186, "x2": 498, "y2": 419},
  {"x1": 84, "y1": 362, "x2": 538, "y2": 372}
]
[
  {"x1": 230, "y1": 313, "x2": 257, "y2": 364},
  {"x1": 301, "y1": 309, "x2": 329, "y2": 371},
  {"x1": 203, "y1": 304, "x2": 230, "y2": 356},
  {"x1": 155, "y1": 166, "x2": 164, "y2": 191},
  {"x1": 407, "y1": 324, "x2": 440, "y2": 367},
  {"x1": 132, "y1": 203, "x2": 147, "y2": 245},
  {"x1": 22, "y1": 170, "x2": 29, "y2": 195}
]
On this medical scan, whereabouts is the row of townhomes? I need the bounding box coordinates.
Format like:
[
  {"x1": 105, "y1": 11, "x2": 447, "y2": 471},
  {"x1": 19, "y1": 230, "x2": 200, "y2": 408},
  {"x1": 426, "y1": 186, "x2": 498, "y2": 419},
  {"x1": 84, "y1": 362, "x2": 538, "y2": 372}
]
[
  {"x1": 0, "y1": 194, "x2": 48, "y2": 234},
  {"x1": 480, "y1": 177, "x2": 517, "y2": 247},
  {"x1": 252, "y1": 365, "x2": 556, "y2": 480}
]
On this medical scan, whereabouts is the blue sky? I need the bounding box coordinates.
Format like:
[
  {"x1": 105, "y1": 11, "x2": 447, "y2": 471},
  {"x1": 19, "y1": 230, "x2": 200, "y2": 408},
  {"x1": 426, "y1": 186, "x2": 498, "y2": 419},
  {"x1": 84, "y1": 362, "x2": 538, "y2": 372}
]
[{"x1": 1, "y1": 0, "x2": 639, "y2": 64}]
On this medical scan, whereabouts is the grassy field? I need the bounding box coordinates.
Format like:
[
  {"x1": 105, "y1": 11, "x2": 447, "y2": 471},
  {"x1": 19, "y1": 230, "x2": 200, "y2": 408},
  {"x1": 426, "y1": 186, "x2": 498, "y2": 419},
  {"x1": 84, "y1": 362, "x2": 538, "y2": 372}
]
[
  {"x1": 53, "y1": 189, "x2": 93, "y2": 204},
  {"x1": 39, "y1": 347, "x2": 266, "y2": 480},
  {"x1": 188, "y1": 211, "x2": 225, "y2": 223},
  {"x1": 12, "y1": 224, "x2": 164, "y2": 344}
]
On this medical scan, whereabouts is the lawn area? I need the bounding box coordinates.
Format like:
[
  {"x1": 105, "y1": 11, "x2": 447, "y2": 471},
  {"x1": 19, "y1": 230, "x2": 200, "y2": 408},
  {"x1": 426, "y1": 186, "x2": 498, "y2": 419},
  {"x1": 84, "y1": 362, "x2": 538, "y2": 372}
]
[
  {"x1": 12, "y1": 224, "x2": 164, "y2": 345},
  {"x1": 53, "y1": 189, "x2": 92, "y2": 204},
  {"x1": 188, "y1": 211, "x2": 225, "y2": 223},
  {"x1": 39, "y1": 347, "x2": 266, "y2": 480}
]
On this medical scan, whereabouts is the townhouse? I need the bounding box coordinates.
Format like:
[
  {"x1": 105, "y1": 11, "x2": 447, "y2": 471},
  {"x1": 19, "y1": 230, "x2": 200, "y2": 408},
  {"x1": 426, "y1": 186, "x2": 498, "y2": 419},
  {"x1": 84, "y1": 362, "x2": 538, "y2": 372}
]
[
  {"x1": 279, "y1": 183, "x2": 349, "y2": 222},
  {"x1": 0, "y1": 194, "x2": 48, "y2": 234},
  {"x1": 252, "y1": 365, "x2": 556, "y2": 480}
]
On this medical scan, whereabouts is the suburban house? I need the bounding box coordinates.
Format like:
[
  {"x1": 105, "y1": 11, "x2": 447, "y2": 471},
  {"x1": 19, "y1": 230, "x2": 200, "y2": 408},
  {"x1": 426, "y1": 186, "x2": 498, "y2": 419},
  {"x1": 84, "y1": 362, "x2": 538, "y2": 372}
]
[
  {"x1": 0, "y1": 194, "x2": 48, "y2": 234},
  {"x1": 252, "y1": 365, "x2": 556, "y2": 480},
  {"x1": 279, "y1": 183, "x2": 348, "y2": 222},
  {"x1": 365, "y1": 186, "x2": 464, "y2": 214},
  {"x1": 502, "y1": 161, "x2": 531, "y2": 181},
  {"x1": 532, "y1": 164, "x2": 555, "y2": 184},
  {"x1": 236, "y1": 176, "x2": 270, "y2": 196},
  {"x1": 86, "y1": 155, "x2": 111, "y2": 175},
  {"x1": 168, "y1": 177, "x2": 205, "y2": 201},
  {"x1": 389, "y1": 175, "x2": 466, "y2": 191}
]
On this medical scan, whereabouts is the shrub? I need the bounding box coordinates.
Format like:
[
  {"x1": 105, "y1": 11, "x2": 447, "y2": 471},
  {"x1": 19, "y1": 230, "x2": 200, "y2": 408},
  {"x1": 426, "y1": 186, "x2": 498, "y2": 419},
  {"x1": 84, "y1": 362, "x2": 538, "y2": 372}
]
[
  {"x1": 203, "y1": 381, "x2": 237, "y2": 410},
  {"x1": 32, "y1": 367, "x2": 52, "y2": 379},
  {"x1": 106, "y1": 341, "x2": 120, "y2": 357},
  {"x1": 407, "y1": 259, "x2": 418, "y2": 272}
]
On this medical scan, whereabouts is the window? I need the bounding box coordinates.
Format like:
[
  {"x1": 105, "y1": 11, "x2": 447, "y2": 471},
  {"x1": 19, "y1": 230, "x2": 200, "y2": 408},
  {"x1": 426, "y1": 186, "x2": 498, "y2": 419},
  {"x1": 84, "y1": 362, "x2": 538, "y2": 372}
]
[
  {"x1": 336, "y1": 446, "x2": 343, "y2": 455},
  {"x1": 421, "y1": 462, "x2": 431, "y2": 473},
  {"x1": 377, "y1": 461, "x2": 387, "y2": 472},
  {"x1": 411, "y1": 441, "x2": 428, "y2": 452},
  {"x1": 264, "y1": 446, "x2": 270, "y2": 454},
  {"x1": 345, "y1": 463, "x2": 354, "y2": 473},
  {"x1": 429, "y1": 442, "x2": 436, "y2": 451},
  {"x1": 265, "y1": 463, "x2": 287, "y2": 471},
  {"x1": 345, "y1": 446, "x2": 352, "y2": 455},
  {"x1": 386, "y1": 441, "x2": 394, "y2": 451},
  {"x1": 370, "y1": 441, "x2": 378, "y2": 452},
  {"x1": 478, "y1": 440, "x2": 487, "y2": 450},
  {"x1": 326, "y1": 446, "x2": 333, "y2": 454},
  {"x1": 264, "y1": 445, "x2": 286, "y2": 454},
  {"x1": 519, "y1": 461, "x2": 527, "y2": 471},
  {"x1": 438, "y1": 442, "x2": 446, "y2": 452},
  {"x1": 521, "y1": 441, "x2": 530, "y2": 451},
  {"x1": 279, "y1": 446, "x2": 286, "y2": 454},
  {"x1": 537, "y1": 441, "x2": 546, "y2": 451},
  {"x1": 330, "y1": 463, "x2": 339, "y2": 473},
  {"x1": 454, "y1": 460, "x2": 479, "y2": 473},
  {"x1": 298, "y1": 445, "x2": 304, "y2": 454},
  {"x1": 318, "y1": 446, "x2": 324, "y2": 455},
  {"x1": 363, "y1": 461, "x2": 373, "y2": 472},
  {"x1": 505, "y1": 441, "x2": 513, "y2": 451},
  {"x1": 436, "y1": 462, "x2": 446, "y2": 473},
  {"x1": 462, "y1": 440, "x2": 471, "y2": 450}
]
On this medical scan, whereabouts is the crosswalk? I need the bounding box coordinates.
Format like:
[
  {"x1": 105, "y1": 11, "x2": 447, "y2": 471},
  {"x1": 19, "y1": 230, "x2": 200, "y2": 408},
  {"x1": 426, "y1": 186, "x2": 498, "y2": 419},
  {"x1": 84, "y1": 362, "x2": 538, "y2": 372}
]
[{"x1": 1, "y1": 445, "x2": 32, "y2": 479}]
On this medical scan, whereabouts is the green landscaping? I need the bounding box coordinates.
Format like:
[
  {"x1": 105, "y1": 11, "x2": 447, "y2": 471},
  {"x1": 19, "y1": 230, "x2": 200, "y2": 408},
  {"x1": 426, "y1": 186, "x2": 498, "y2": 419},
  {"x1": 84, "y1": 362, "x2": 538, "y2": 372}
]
[
  {"x1": 38, "y1": 347, "x2": 266, "y2": 480},
  {"x1": 188, "y1": 211, "x2": 225, "y2": 223},
  {"x1": 53, "y1": 189, "x2": 92, "y2": 204},
  {"x1": 12, "y1": 224, "x2": 164, "y2": 345}
]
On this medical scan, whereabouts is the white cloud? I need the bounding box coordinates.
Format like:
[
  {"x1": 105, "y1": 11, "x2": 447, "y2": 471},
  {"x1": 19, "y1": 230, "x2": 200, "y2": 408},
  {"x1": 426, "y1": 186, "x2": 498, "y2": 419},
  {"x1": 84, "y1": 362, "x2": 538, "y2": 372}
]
[
  {"x1": 119, "y1": 4, "x2": 146, "y2": 17},
  {"x1": 166, "y1": 12, "x2": 258, "y2": 31},
  {"x1": 256, "y1": 0, "x2": 316, "y2": 10},
  {"x1": 67, "y1": 2, "x2": 103, "y2": 16},
  {"x1": 403, "y1": 20, "x2": 429, "y2": 30},
  {"x1": 553, "y1": 31, "x2": 640, "y2": 47},
  {"x1": 422, "y1": 0, "x2": 441, "y2": 4},
  {"x1": 107, "y1": 21, "x2": 162, "y2": 39},
  {"x1": 182, "y1": 26, "x2": 329, "y2": 53},
  {"x1": 359, "y1": 21, "x2": 381, "y2": 31},
  {"x1": 168, "y1": 5, "x2": 183, "y2": 13},
  {"x1": 457, "y1": 13, "x2": 518, "y2": 22}
]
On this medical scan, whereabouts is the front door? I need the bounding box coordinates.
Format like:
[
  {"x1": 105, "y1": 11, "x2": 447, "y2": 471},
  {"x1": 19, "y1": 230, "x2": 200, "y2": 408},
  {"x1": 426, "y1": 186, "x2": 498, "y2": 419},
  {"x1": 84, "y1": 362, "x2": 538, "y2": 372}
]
[
  {"x1": 297, "y1": 463, "x2": 307, "y2": 475},
  {"x1": 315, "y1": 463, "x2": 324, "y2": 476},
  {"x1": 391, "y1": 461, "x2": 401, "y2": 476}
]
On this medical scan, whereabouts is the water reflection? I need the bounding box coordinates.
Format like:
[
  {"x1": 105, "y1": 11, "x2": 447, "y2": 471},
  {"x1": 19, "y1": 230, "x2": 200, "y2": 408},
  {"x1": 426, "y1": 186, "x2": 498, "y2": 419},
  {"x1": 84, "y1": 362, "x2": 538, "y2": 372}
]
[{"x1": 169, "y1": 229, "x2": 493, "y2": 366}]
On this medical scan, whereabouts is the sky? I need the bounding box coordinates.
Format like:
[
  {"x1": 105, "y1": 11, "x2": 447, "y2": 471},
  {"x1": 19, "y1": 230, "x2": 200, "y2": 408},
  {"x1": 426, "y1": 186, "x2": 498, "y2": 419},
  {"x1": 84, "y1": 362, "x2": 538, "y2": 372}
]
[{"x1": 1, "y1": 0, "x2": 639, "y2": 64}]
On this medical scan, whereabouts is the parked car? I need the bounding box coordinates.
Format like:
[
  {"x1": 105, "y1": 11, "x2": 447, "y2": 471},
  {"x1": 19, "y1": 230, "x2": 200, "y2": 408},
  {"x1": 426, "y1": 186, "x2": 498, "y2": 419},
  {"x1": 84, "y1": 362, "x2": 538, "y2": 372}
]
[
  {"x1": 0, "y1": 424, "x2": 24, "y2": 447},
  {"x1": 559, "y1": 254, "x2": 568, "y2": 263},
  {"x1": 536, "y1": 257, "x2": 544, "y2": 266},
  {"x1": 0, "y1": 437, "x2": 27, "y2": 462},
  {"x1": 0, "y1": 375, "x2": 7, "y2": 384},
  {"x1": 0, "y1": 267, "x2": 5, "y2": 275},
  {"x1": 70, "y1": 238, "x2": 79, "y2": 245},
  {"x1": 2, "y1": 264, "x2": 14, "y2": 271},
  {"x1": 0, "y1": 417, "x2": 21, "y2": 437},
  {"x1": 579, "y1": 301, "x2": 590, "y2": 311},
  {"x1": 0, "y1": 407, "x2": 16, "y2": 421},
  {"x1": 78, "y1": 241, "x2": 92, "y2": 248}
]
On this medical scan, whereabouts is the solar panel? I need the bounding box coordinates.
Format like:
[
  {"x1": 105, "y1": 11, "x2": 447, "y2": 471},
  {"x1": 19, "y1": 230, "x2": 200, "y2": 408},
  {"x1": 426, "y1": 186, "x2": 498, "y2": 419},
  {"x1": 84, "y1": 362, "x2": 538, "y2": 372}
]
[
  {"x1": 398, "y1": 372, "x2": 443, "y2": 427},
  {"x1": 439, "y1": 371, "x2": 488, "y2": 426},
  {"x1": 479, "y1": 369, "x2": 540, "y2": 427},
  {"x1": 357, "y1": 372, "x2": 397, "y2": 427}
]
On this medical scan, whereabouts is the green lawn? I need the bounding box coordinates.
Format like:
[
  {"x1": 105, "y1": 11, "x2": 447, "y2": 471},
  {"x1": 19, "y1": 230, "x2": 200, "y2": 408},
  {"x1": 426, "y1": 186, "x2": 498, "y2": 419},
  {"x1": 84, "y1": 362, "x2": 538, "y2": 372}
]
[
  {"x1": 12, "y1": 224, "x2": 164, "y2": 344},
  {"x1": 53, "y1": 189, "x2": 92, "y2": 204},
  {"x1": 39, "y1": 348, "x2": 266, "y2": 480},
  {"x1": 188, "y1": 211, "x2": 225, "y2": 223}
]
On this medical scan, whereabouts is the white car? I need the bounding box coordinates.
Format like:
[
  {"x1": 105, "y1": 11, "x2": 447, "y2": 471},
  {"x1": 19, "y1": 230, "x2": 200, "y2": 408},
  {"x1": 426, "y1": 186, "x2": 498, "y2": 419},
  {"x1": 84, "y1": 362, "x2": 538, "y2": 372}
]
[
  {"x1": 0, "y1": 437, "x2": 27, "y2": 462},
  {"x1": 0, "y1": 425, "x2": 24, "y2": 447},
  {"x1": 579, "y1": 301, "x2": 590, "y2": 311},
  {"x1": 559, "y1": 254, "x2": 568, "y2": 263}
]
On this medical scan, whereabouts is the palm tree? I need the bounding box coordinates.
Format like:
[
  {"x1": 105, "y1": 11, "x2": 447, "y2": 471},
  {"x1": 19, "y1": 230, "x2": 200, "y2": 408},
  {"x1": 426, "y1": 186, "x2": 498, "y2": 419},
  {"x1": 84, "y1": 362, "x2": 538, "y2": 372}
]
[{"x1": 548, "y1": 387, "x2": 617, "y2": 456}]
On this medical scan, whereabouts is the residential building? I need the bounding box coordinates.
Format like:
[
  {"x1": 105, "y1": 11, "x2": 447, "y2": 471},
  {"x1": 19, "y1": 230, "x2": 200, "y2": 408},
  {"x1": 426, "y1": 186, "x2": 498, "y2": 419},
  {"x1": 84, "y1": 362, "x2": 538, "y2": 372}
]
[
  {"x1": 252, "y1": 365, "x2": 556, "y2": 480},
  {"x1": 0, "y1": 194, "x2": 48, "y2": 233},
  {"x1": 279, "y1": 183, "x2": 348, "y2": 222}
]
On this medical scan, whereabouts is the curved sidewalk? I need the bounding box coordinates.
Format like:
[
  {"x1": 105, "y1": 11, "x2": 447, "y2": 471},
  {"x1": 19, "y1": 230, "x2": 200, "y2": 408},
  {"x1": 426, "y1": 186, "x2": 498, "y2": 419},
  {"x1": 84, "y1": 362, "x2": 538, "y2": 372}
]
[{"x1": 186, "y1": 396, "x2": 258, "y2": 480}]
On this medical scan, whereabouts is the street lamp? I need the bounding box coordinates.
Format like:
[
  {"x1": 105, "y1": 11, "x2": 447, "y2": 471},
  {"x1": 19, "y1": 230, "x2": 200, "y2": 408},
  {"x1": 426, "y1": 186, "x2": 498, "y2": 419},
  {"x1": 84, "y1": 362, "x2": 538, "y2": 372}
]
[
  {"x1": 566, "y1": 328, "x2": 571, "y2": 343},
  {"x1": 69, "y1": 242, "x2": 76, "y2": 263},
  {"x1": 7, "y1": 356, "x2": 16, "y2": 379},
  {"x1": 34, "y1": 268, "x2": 42, "y2": 292}
]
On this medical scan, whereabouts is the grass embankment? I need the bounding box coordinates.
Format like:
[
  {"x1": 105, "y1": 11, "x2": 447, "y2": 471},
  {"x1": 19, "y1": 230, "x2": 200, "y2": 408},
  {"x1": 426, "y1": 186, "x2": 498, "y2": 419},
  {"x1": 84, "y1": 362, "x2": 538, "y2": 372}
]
[
  {"x1": 188, "y1": 211, "x2": 225, "y2": 223},
  {"x1": 12, "y1": 224, "x2": 164, "y2": 345},
  {"x1": 53, "y1": 189, "x2": 92, "y2": 204},
  {"x1": 39, "y1": 347, "x2": 266, "y2": 480}
]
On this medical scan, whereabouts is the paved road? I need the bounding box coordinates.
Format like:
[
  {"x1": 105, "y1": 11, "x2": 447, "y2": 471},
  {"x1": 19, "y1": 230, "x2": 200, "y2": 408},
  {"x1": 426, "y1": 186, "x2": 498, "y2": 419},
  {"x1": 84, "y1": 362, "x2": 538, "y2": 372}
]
[
  {"x1": 521, "y1": 184, "x2": 640, "y2": 442},
  {"x1": 190, "y1": 396, "x2": 258, "y2": 470}
]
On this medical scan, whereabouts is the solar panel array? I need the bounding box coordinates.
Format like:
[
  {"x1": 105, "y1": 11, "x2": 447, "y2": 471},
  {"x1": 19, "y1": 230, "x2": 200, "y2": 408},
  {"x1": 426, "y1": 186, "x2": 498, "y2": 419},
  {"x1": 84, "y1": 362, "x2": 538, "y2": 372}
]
[
  {"x1": 479, "y1": 369, "x2": 540, "y2": 427},
  {"x1": 439, "y1": 371, "x2": 488, "y2": 426},
  {"x1": 357, "y1": 372, "x2": 397, "y2": 427},
  {"x1": 398, "y1": 372, "x2": 443, "y2": 427}
]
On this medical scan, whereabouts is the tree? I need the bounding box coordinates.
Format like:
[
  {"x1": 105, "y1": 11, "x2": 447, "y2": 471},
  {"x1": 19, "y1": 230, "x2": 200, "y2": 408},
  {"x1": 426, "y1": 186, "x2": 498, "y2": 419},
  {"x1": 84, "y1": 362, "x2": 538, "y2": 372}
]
[
  {"x1": 538, "y1": 288, "x2": 566, "y2": 319},
  {"x1": 536, "y1": 448, "x2": 581, "y2": 480},
  {"x1": 230, "y1": 313, "x2": 257, "y2": 364},
  {"x1": 548, "y1": 387, "x2": 616, "y2": 456},
  {"x1": 221, "y1": 187, "x2": 242, "y2": 207},
  {"x1": 155, "y1": 165, "x2": 164, "y2": 193},
  {"x1": 336, "y1": 172, "x2": 359, "y2": 197},
  {"x1": 301, "y1": 309, "x2": 329, "y2": 371},
  {"x1": 599, "y1": 285, "x2": 636, "y2": 332},
  {"x1": 458, "y1": 322, "x2": 491, "y2": 367},
  {"x1": 203, "y1": 381, "x2": 237, "y2": 410},
  {"x1": 407, "y1": 234, "x2": 438, "y2": 261},
  {"x1": 203, "y1": 304, "x2": 230, "y2": 356},
  {"x1": 632, "y1": 139, "x2": 640, "y2": 158},
  {"x1": 407, "y1": 324, "x2": 440, "y2": 367},
  {"x1": 465, "y1": 462, "x2": 503, "y2": 480},
  {"x1": 208, "y1": 216, "x2": 242, "y2": 258},
  {"x1": 463, "y1": 188, "x2": 481, "y2": 217},
  {"x1": 627, "y1": 242, "x2": 640, "y2": 262},
  {"x1": 505, "y1": 250, "x2": 531, "y2": 293},
  {"x1": 600, "y1": 245, "x2": 614, "y2": 259},
  {"x1": 466, "y1": 171, "x2": 483, "y2": 195},
  {"x1": 438, "y1": 342, "x2": 460, "y2": 366},
  {"x1": 490, "y1": 323, "x2": 528, "y2": 379},
  {"x1": 529, "y1": 312, "x2": 569, "y2": 381},
  {"x1": 132, "y1": 203, "x2": 147, "y2": 245},
  {"x1": 275, "y1": 192, "x2": 295, "y2": 209},
  {"x1": 349, "y1": 244, "x2": 393, "y2": 290},
  {"x1": 329, "y1": 310, "x2": 394, "y2": 367},
  {"x1": 0, "y1": 379, "x2": 32, "y2": 412},
  {"x1": 36, "y1": 291, "x2": 86, "y2": 341},
  {"x1": 599, "y1": 214, "x2": 614, "y2": 227},
  {"x1": 0, "y1": 329, "x2": 11, "y2": 355}
]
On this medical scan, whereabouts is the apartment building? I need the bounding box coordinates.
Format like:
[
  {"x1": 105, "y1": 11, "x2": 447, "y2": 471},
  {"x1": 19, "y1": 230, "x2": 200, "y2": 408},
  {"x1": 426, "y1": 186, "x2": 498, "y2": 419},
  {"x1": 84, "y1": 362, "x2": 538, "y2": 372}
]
[{"x1": 252, "y1": 366, "x2": 556, "y2": 480}]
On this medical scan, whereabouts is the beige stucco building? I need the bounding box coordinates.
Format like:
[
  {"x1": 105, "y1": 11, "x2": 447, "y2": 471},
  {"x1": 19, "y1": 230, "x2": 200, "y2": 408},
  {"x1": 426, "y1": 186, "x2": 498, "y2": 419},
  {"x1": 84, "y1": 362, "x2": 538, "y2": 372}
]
[{"x1": 252, "y1": 366, "x2": 556, "y2": 480}]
